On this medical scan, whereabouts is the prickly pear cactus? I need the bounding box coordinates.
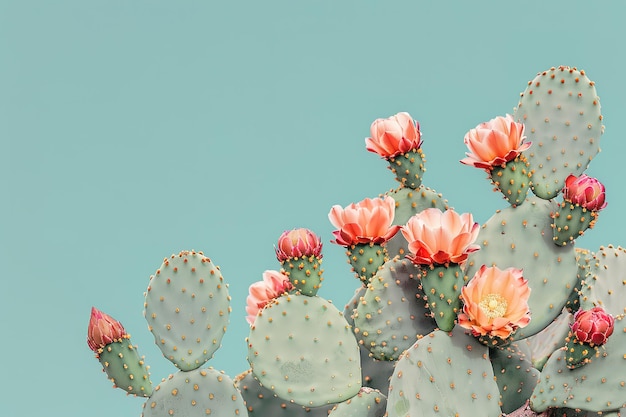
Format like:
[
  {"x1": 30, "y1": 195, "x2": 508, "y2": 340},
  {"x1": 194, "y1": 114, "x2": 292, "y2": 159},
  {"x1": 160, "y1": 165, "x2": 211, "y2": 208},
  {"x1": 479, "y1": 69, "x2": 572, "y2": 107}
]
[{"x1": 88, "y1": 66, "x2": 626, "y2": 417}]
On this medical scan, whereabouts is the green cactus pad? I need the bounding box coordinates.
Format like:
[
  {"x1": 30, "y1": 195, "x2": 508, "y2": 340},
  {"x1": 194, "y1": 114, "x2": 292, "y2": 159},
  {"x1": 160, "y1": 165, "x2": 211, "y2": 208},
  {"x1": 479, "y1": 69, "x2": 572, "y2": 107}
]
[
  {"x1": 553, "y1": 203, "x2": 597, "y2": 246},
  {"x1": 384, "y1": 184, "x2": 449, "y2": 260},
  {"x1": 578, "y1": 245, "x2": 626, "y2": 313},
  {"x1": 490, "y1": 155, "x2": 532, "y2": 207},
  {"x1": 385, "y1": 328, "x2": 502, "y2": 417},
  {"x1": 142, "y1": 367, "x2": 246, "y2": 417},
  {"x1": 465, "y1": 195, "x2": 578, "y2": 340},
  {"x1": 144, "y1": 251, "x2": 231, "y2": 371},
  {"x1": 328, "y1": 387, "x2": 387, "y2": 417},
  {"x1": 234, "y1": 369, "x2": 336, "y2": 416},
  {"x1": 347, "y1": 243, "x2": 387, "y2": 284},
  {"x1": 353, "y1": 258, "x2": 437, "y2": 361},
  {"x1": 343, "y1": 286, "x2": 395, "y2": 393},
  {"x1": 247, "y1": 293, "x2": 361, "y2": 407},
  {"x1": 281, "y1": 256, "x2": 323, "y2": 296},
  {"x1": 420, "y1": 263, "x2": 463, "y2": 332},
  {"x1": 514, "y1": 66, "x2": 603, "y2": 200},
  {"x1": 97, "y1": 337, "x2": 153, "y2": 397},
  {"x1": 490, "y1": 343, "x2": 540, "y2": 414},
  {"x1": 387, "y1": 149, "x2": 426, "y2": 189}
]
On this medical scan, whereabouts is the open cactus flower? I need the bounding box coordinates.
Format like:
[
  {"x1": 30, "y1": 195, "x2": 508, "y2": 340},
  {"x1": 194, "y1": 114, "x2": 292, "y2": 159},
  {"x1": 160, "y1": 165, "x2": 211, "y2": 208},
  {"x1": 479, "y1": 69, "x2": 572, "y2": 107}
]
[
  {"x1": 328, "y1": 195, "x2": 401, "y2": 284},
  {"x1": 460, "y1": 114, "x2": 533, "y2": 206},
  {"x1": 365, "y1": 111, "x2": 426, "y2": 189},
  {"x1": 565, "y1": 306, "x2": 615, "y2": 369},
  {"x1": 275, "y1": 228, "x2": 324, "y2": 295},
  {"x1": 87, "y1": 307, "x2": 153, "y2": 397},
  {"x1": 553, "y1": 174, "x2": 607, "y2": 246},
  {"x1": 400, "y1": 207, "x2": 480, "y2": 331},
  {"x1": 457, "y1": 265, "x2": 531, "y2": 347},
  {"x1": 88, "y1": 66, "x2": 626, "y2": 417},
  {"x1": 245, "y1": 270, "x2": 294, "y2": 325}
]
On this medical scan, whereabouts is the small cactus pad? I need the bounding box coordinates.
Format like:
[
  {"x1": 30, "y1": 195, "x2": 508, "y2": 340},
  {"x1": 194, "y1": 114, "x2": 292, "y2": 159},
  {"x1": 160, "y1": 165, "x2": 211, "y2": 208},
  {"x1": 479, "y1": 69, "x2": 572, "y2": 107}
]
[
  {"x1": 346, "y1": 243, "x2": 387, "y2": 284},
  {"x1": 142, "y1": 367, "x2": 246, "y2": 417},
  {"x1": 328, "y1": 387, "x2": 387, "y2": 417},
  {"x1": 384, "y1": 185, "x2": 449, "y2": 260},
  {"x1": 490, "y1": 156, "x2": 532, "y2": 207},
  {"x1": 514, "y1": 66, "x2": 603, "y2": 200},
  {"x1": 353, "y1": 258, "x2": 436, "y2": 361},
  {"x1": 385, "y1": 328, "x2": 502, "y2": 417},
  {"x1": 387, "y1": 149, "x2": 426, "y2": 189},
  {"x1": 144, "y1": 251, "x2": 231, "y2": 371},
  {"x1": 97, "y1": 338, "x2": 153, "y2": 397},
  {"x1": 419, "y1": 263, "x2": 463, "y2": 332},
  {"x1": 520, "y1": 307, "x2": 572, "y2": 371},
  {"x1": 247, "y1": 293, "x2": 362, "y2": 407},
  {"x1": 234, "y1": 369, "x2": 336, "y2": 416},
  {"x1": 465, "y1": 196, "x2": 578, "y2": 339}
]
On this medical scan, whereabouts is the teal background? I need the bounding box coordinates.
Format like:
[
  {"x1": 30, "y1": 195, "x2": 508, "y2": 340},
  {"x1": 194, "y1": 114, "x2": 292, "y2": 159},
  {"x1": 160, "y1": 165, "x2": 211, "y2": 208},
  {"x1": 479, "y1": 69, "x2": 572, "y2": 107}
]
[{"x1": 2, "y1": 1, "x2": 625, "y2": 415}]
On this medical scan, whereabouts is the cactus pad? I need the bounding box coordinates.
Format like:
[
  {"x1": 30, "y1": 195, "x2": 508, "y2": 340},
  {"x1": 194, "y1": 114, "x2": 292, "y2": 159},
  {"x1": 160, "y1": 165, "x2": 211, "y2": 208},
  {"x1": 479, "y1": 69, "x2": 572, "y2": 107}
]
[
  {"x1": 144, "y1": 251, "x2": 231, "y2": 371},
  {"x1": 385, "y1": 328, "x2": 502, "y2": 417},
  {"x1": 514, "y1": 66, "x2": 603, "y2": 200},
  {"x1": 352, "y1": 258, "x2": 436, "y2": 361},
  {"x1": 142, "y1": 367, "x2": 246, "y2": 417},
  {"x1": 247, "y1": 293, "x2": 362, "y2": 407}
]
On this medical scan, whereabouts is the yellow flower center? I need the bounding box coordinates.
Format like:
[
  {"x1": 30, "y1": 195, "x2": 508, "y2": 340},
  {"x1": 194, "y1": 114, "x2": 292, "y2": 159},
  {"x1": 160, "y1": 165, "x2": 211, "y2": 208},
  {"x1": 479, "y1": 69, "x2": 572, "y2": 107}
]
[{"x1": 479, "y1": 293, "x2": 508, "y2": 318}]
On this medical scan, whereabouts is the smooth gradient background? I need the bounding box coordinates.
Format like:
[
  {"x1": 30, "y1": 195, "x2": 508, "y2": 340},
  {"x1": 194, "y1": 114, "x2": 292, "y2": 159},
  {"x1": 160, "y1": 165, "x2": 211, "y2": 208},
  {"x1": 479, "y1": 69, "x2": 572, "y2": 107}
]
[{"x1": 2, "y1": 1, "x2": 626, "y2": 416}]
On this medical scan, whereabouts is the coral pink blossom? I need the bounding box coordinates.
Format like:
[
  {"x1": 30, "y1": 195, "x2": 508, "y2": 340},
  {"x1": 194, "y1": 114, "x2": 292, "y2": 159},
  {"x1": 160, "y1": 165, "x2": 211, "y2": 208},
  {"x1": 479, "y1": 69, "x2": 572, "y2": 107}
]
[
  {"x1": 457, "y1": 265, "x2": 531, "y2": 339},
  {"x1": 245, "y1": 270, "x2": 293, "y2": 325},
  {"x1": 571, "y1": 307, "x2": 614, "y2": 346},
  {"x1": 563, "y1": 174, "x2": 607, "y2": 211},
  {"x1": 365, "y1": 112, "x2": 423, "y2": 158},
  {"x1": 401, "y1": 208, "x2": 480, "y2": 266},
  {"x1": 275, "y1": 228, "x2": 323, "y2": 262},
  {"x1": 460, "y1": 114, "x2": 531, "y2": 170},
  {"x1": 87, "y1": 307, "x2": 127, "y2": 352},
  {"x1": 328, "y1": 196, "x2": 401, "y2": 247}
]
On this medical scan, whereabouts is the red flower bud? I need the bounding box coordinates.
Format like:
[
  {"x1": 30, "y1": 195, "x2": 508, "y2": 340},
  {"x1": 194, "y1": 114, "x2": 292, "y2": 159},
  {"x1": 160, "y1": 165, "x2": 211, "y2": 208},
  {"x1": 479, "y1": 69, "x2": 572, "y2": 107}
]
[
  {"x1": 571, "y1": 307, "x2": 614, "y2": 346},
  {"x1": 275, "y1": 228, "x2": 323, "y2": 262},
  {"x1": 87, "y1": 307, "x2": 127, "y2": 352},
  {"x1": 563, "y1": 174, "x2": 607, "y2": 211}
]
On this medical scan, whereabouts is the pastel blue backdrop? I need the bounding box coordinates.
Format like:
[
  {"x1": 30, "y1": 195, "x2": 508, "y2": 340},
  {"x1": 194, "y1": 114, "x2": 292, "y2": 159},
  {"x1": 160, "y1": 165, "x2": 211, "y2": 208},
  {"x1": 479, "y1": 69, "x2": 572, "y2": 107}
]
[{"x1": 2, "y1": 1, "x2": 625, "y2": 416}]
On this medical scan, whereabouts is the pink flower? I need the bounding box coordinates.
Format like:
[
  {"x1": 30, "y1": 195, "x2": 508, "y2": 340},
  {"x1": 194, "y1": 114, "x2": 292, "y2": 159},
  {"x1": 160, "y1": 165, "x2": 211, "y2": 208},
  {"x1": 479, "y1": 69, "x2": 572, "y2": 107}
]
[
  {"x1": 328, "y1": 196, "x2": 401, "y2": 247},
  {"x1": 87, "y1": 307, "x2": 127, "y2": 352},
  {"x1": 275, "y1": 228, "x2": 323, "y2": 262},
  {"x1": 563, "y1": 174, "x2": 607, "y2": 211},
  {"x1": 401, "y1": 208, "x2": 480, "y2": 266},
  {"x1": 571, "y1": 307, "x2": 614, "y2": 346},
  {"x1": 245, "y1": 270, "x2": 293, "y2": 325},
  {"x1": 457, "y1": 265, "x2": 531, "y2": 339},
  {"x1": 365, "y1": 112, "x2": 423, "y2": 158},
  {"x1": 460, "y1": 114, "x2": 531, "y2": 170}
]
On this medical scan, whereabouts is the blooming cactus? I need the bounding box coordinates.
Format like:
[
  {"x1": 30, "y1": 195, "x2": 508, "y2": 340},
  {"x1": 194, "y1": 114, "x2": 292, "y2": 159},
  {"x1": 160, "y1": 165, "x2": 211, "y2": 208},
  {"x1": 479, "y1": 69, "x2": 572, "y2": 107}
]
[
  {"x1": 457, "y1": 265, "x2": 531, "y2": 341},
  {"x1": 275, "y1": 228, "x2": 323, "y2": 262},
  {"x1": 87, "y1": 306, "x2": 127, "y2": 351},
  {"x1": 400, "y1": 208, "x2": 480, "y2": 266},
  {"x1": 563, "y1": 174, "x2": 607, "y2": 211},
  {"x1": 460, "y1": 114, "x2": 530, "y2": 170},
  {"x1": 245, "y1": 270, "x2": 293, "y2": 325},
  {"x1": 328, "y1": 196, "x2": 401, "y2": 247},
  {"x1": 365, "y1": 112, "x2": 422, "y2": 158},
  {"x1": 571, "y1": 306, "x2": 615, "y2": 346}
]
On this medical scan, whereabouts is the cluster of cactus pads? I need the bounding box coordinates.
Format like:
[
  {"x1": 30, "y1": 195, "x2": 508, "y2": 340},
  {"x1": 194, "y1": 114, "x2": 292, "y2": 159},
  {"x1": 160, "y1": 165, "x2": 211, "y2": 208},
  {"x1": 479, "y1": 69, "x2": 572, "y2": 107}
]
[{"x1": 88, "y1": 66, "x2": 626, "y2": 416}]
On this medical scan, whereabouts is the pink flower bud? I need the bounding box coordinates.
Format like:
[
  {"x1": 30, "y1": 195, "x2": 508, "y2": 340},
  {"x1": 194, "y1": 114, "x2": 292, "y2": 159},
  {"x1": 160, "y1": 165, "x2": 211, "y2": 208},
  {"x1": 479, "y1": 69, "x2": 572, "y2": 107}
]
[
  {"x1": 87, "y1": 307, "x2": 127, "y2": 352},
  {"x1": 275, "y1": 228, "x2": 323, "y2": 262},
  {"x1": 563, "y1": 174, "x2": 607, "y2": 211},
  {"x1": 365, "y1": 112, "x2": 423, "y2": 158},
  {"x1": 571, "y1": 307, "x2": 614, "y2": 346}
]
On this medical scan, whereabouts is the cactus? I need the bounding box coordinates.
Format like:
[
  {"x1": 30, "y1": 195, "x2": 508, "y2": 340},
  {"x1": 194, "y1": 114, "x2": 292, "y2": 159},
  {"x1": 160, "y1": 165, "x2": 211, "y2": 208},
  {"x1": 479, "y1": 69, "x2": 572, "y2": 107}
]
[{"x1": 88, "y1": 66, "x2": 626, "y2": 417}]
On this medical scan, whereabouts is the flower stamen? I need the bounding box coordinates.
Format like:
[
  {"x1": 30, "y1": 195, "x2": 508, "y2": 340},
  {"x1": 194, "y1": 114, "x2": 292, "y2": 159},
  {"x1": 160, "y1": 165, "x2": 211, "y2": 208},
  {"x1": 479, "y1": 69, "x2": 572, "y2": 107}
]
[{"x1": 479, "y1": 293, "x2": 508, "y2": 319}]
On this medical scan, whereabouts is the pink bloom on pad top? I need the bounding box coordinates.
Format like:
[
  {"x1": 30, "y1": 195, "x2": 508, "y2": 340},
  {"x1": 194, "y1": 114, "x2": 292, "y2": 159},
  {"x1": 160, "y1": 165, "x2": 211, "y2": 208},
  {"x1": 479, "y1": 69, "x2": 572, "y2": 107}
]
[{"x1": 365, "y1": 112, "x2": 423, "y2": 158}]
